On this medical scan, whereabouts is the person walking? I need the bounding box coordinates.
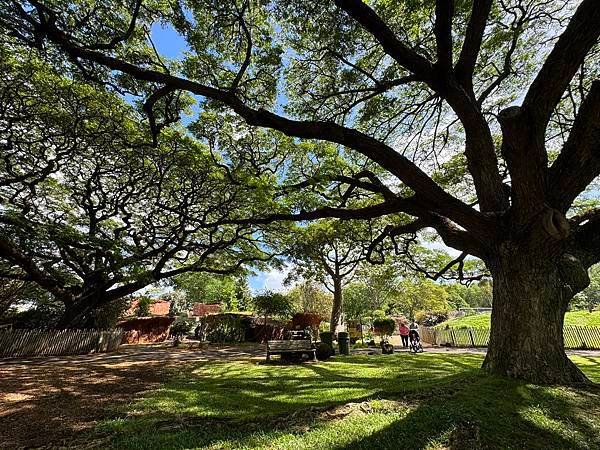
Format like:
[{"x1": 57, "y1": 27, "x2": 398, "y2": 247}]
[
  {"x1": 399, "y1": 322, "x2": 410, "y2": 348},
  {"x1": 409, "y1": 319, "x2": 420, "y2": 346}
]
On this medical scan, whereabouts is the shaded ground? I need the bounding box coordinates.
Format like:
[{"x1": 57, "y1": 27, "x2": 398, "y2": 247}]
[
  {"x1": 1, "y1": 343, "x2": 599, "y2": 448},
  {"x1": 0, "y1": 344, "x2": 262, "y2": 448}
]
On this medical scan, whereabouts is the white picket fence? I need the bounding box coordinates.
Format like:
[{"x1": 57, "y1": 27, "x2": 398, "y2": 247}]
[
  {"x1": 0, "y1": 328, "x2": 123, "y2": 358},
  {"x1": 421, "y1": 326, "x2": 600, "y2": 350}
]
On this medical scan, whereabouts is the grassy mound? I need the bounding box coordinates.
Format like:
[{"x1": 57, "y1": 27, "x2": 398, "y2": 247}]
[
  {"x1": 98, "y1": 353, "x2": 600, "y2": 449},
  {"x1": 437, "y1": 310, "x2": 600, "y2": 329}
]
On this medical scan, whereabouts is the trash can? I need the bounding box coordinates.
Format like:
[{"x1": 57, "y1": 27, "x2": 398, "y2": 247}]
[
  {"x1": 338, "y1": 331, "x2": 350, "y2": 355},
  {"x1": 320, "y1": 331, "x2": 335, "y2": 354}
]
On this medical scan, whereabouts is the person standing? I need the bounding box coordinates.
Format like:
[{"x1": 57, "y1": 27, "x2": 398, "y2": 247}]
[{"x1": 399, "y1": 322, "x2": 410, "y2": 348}]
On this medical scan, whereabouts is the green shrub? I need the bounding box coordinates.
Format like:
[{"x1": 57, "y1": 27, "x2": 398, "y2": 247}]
[
  {"x1": 415, "y1": 310, "x2": 449, "y2": 327},
  {"x1": 199, "y1": 313, "x2": 251, "y2": 343},
  {"x1": 170, "y1": 320, "x2": 192, "y2": 337},
  {"x1": 373, "y1": 317, "x2": 396, "y2": 338},
  {"x1": 170, "y1": 320, "x2": 192, "y2": 347}
]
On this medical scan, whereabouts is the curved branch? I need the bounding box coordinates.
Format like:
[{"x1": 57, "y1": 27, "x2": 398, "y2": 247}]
[
  {"x1": 85, "y1": 0, "x2": 143, "y2": 50},
  {"x1": 522, "y1": 0, "x2": 600, "y2": 132},
  {"x1": 333, "y1": 0, "x2": 434, "y2": 78},
  {"x1": 0, "y1": 235, "x2": 72, "y2": 302},
  {"x1": 548, "y1": 80, "x2": 600, "y2": 212},
  {"x1": 142, "y1": 85, "x2": 177, "y2": 146}
]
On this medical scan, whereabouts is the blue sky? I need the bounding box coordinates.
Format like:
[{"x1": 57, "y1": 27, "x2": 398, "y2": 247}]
[{"x1": 151, "y1": 23, "x2": 188, "y2": 58}]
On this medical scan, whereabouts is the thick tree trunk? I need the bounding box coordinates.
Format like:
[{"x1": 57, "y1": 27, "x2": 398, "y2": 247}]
[
  {"x1": 483, "y1": 246, "x2": 589, "y2": 384},
  {"x1": 330, "y1": 277, "x2": 342, "y2": 332},
  {"x1": 56, "y1": 292, "x2": 107, "y2": 329},
  {"x1": 56, "y1": 303, "x2": 88, "y2": 329}
]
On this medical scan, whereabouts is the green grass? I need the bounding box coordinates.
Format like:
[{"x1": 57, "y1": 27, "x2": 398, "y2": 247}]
[
  {"x1": 564, "y1": 310, "x2": 600, "y2": 327},
  {"x1": 97, "y1": 353, "x2": 600, "y2": 450},
  {"x1": 437, "y1": 310, "x2": 600, "y2": 329}
]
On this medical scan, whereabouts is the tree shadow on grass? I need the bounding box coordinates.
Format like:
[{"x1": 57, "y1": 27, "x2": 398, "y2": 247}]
[
  {"x1": 333, "y1": 377, "x2": 600, "y2": 450},
  {"x1": 97, "y1": 353, "x2": 600, "y2": 449}
]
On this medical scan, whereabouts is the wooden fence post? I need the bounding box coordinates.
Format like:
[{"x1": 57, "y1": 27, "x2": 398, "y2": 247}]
[{"x1": 468, "y1": 329, "x2": 475, "y2": 347}]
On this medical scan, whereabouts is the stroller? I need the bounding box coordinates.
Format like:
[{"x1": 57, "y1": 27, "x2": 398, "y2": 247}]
[{"x1": 409, "y1": 329, "x2": 424, "y2": 353}]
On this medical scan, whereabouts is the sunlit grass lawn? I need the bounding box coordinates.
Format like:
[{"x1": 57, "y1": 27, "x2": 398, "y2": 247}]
[
  {"x1": 99, "y1": 352, "x2": 600, "y2": 449},
  {"x1": 438, "y1": 310, "x2": 600, "y2": 329}
]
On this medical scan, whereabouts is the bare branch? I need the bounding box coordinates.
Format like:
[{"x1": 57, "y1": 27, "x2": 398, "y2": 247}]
[{"x1": 434, "y1": 0, "x2": 454, "y2": 71}]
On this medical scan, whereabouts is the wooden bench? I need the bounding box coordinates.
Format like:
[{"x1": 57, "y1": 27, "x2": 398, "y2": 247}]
[{"x1": 266, "y1": 339, "x2": 315, "y2": 361}]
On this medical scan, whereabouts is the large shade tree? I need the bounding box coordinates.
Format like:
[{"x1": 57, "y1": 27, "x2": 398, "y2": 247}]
[
  {"x1": 2, "y1": 1, "x2": 600, "y2": 382},
  {"x1": 0, "y1": 51, "x2": 272, "y2": 327}
]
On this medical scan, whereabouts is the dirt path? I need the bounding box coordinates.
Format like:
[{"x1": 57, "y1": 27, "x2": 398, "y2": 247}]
[{"x1": 0, "y1": 344, "x2": 263, "y2": 448}]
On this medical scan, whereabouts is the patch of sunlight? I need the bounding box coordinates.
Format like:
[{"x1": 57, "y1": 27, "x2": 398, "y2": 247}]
[
  {"x1": 203, "y1": 408, "x2": 412, "y2": 450},
  {"x1": 520, "y1": 406, "x2": 583, "y2": 447},
  {"x1": 569, "y1": 355, "x2": 600, "y2": 382}
]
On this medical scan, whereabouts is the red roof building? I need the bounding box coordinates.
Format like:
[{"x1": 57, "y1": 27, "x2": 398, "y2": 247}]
[
  {"x1": 125, "y1": 299, "x2": 171, "y2": 317},
  {"x1": 191, "y1": 303, "x2": 221, "y2": 317}
]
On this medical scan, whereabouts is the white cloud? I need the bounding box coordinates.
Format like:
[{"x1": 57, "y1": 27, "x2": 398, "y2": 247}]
[{"x1": 259, "y1": 267, "x2": 291, "y2": 293}]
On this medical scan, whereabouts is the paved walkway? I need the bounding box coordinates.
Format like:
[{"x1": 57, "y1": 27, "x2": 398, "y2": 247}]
[{"x1": 2, "y1": 341, "x2": 598, "y2": 368}]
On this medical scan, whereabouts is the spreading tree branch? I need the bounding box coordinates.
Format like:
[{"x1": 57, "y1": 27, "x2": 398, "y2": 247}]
[
  {"x1": 548, "y1": 80, "x2": 600, "y2": 212},
  {"x1": 455, "y1": 0, "x2": 492, "y2": 94},
  {"x1": 522, "y1": 0, "x2": 600, "y2": 133},
  {"x1": 434, "y1": 0, "x2": 454, "y2": 72},
  {"x1": 20, "y1": 11, "x2": 495, "y2": 235}
]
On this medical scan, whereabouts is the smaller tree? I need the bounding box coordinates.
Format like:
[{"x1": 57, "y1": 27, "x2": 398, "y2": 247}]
[
  {"x1": 393, "y1": 278, "x2": 449, "y2": 321},
  {"x1": 573, "y1": 264, "x2": 600, "y2": 312},
  {"x1": 135, "y1": 297, "x2": 153, "y2": 317},
  {"x1": 285, "y1": 220, "x2": 376, "y2": 331},
  {"x1": 252, "y1": 291, "x2": 294, "y2": 325},
  {"x1": 287, "y1": 280, "x2": 332, "y2": 320},
  {"x1": 171, "y1": 272, "x2": 251, "y2": 312},
  {"x1": 343, "y1": 283, "x2": 373, "y2": 322}
]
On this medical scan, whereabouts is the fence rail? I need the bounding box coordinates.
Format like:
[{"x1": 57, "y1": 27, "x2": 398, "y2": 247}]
[
  {"x1": 421, "y1": 326, "x2": 600, "y2": 350},
  {"x1": 0, "y1": 329, "x2": 123, "y2": 358}
]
